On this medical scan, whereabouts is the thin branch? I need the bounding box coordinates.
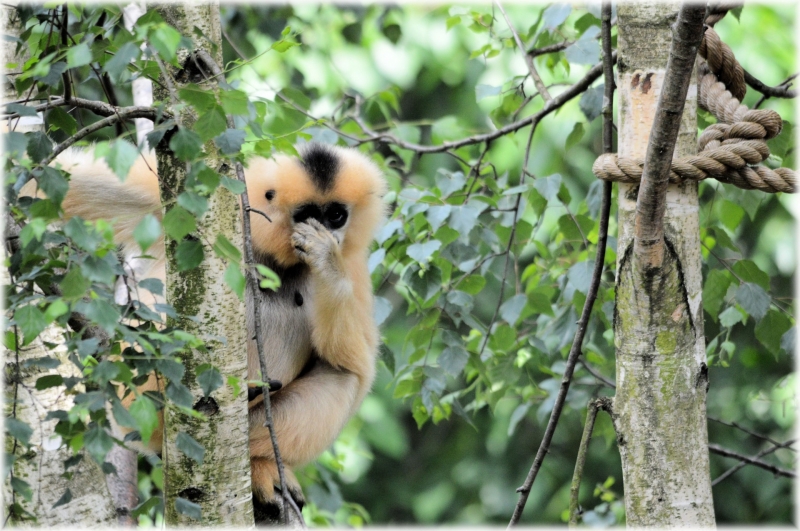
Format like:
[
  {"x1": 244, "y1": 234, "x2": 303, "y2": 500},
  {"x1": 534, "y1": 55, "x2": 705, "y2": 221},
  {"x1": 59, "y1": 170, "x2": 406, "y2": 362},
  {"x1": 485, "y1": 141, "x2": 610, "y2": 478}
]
[
  {"x1": 507, "y1": 3, "x2": 616, "y2": 525},
  {"x1": 708, "y1": 442, "x2": 796, "y2": 479},
  {"x1": 569, "y1": 397, "x2": 612, "y2": 527},
  {"x1": 39, "y1": 107, "x2": 168, "y2": 167},
  {"x1": 744, "y1": 68, "x2": 797, "y2": 99},
  {"x1": 633, "y1": 4, "x2": 706, "y2": 270},
  {"x1": 59, "y1": 5, "x2": 72, "y2": 102},
  {"x1": 355, "y1": 54, "x2": 613, "y2": 155},
  {"x1": 2, "y1": 97, "x2": 167, "y2": 121},
  {"x1": 495, "y1": 0, "x2": 552, "y2": 102},
  {"x1": 711, "y1": 439, "x2": 796, "y2": 486},
  {"x1": 708, "y1": 416, "x2": 795, "y2": 451},
  {"x1": 192, "y1": 48, "x2": 303, "y2": 527},
  {"x1": 579, "y1": 358, "x2": 615, "y2": 388}
]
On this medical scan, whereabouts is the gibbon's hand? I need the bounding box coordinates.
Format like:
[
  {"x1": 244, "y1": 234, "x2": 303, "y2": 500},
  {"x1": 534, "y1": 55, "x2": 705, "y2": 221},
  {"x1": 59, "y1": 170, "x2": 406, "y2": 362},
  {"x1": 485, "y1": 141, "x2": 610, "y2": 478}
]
[{"x1": 291, "y1": 218, "x2": 343, "y2": 273}]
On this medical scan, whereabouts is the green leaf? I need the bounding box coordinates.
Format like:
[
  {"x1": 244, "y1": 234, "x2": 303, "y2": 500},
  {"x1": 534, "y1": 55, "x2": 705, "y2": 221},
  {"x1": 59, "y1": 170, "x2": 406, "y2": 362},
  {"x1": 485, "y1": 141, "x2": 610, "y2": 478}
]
[
  {"x1": 38, "y1": 166, "x2": 69, "y2": 206},
  {"x1": 197, "y1": 365, "x2": 223, "y2": 397},
  {"x1": 105, "y1": 140, "x2": 139, "y2": 180},
  {"x1": 735, "y1": 282, "x2": 770, "y2": 321},
  {"x1": 59, "y1": 268, "x2": 90, "y2": 300},
  {"x1": 175, "y1": 497, "x2": 202, "y2": 520},
  {"x1": 703, "y1": 269, "x2": 732, "y2": 320},
  {"x1": 224, "y1": 263, "x2": 245, "y2": 300},
  {"x1": 439, "y1": 345, "x2": 469, "y2": 375},
  {"x1": 66, "y1": 42, "x2": 92, "y2": 68},
  {"x1": 169, "y1": 128, "x2": 203, "y2": 162},
  {"x1": 499, "y1": 294, "x2": 527, "y2": 325},
  {"x1": 35, "y1": 374, "x2": 64, "y2": 390},
  {"x1": 4, "y1": 131, "x2": 28, "y2": 158},
  {"x1": 149, "y1": 24, "x2": 182, "y2": 62},
  {"x1": 534, "y1": 173, "x2": 562, "y2": 201},
  {"x1": 475, "y1": 84, "x2": 501, "y2": 101},
  {"x1": 543, "y1": 4, "x2": 571, "y2": 29},
  {"x1": 104, "y1": 42, "x2": 140, "y2": 80},
  {"x1": 178, "y1": 84, "x2": 217, "y2": 112},
  {"x1": 719, "y1": 200, "x2": 745, "y2": 231},
  {"x1": 579, "y1": 84, "x2": 604, "y2": 122},
  {"x1": 162, "y1": 206, "x2": 196, "y2": 241},
  {"x1": 755, "y1": 309, "x2": 791, "y2": 355},
  {"x1": 6, "y1": 103, "x2": 38, "y2": 117},
  {"x1": 133, "y1": 214, "x2": 161, "y2": 253},
  {"x1": 565, "y1": 122, "x2": 585, "y2": 151},
  {"x1": 732, "y1": 260, "x2": 770, "y2": 291},
  {"x1": 176, "y1": 432, "x2": 205, "y2": 464},
  {"x1": 26, "y1": 131, "x2": 53, "y2": 163},
  {"x1": 256, "y1": 264, "x2": 281, "y2": 291},
  {"x1": 175, "y1": 239, "x2": 204, "y2": 271},
  {"x1": 213, "y1": 234, "x2": 242, "y2": 263},
  {"x1": 10, "y1": 477, "x2": 33, "y2": 502},
  {"x1": 564, "y1": 27, "x2": 601, "y2": 65},
  {"x1": 5, "y1": 418, "x2": 33, "y2": 447},
  {"x1": 460, "y1": 275, "x2": 486, "y2": 295},
  {"x1": 84, "y1": 425, "x2": 114, "y2": 462},
  {"x1": 271, "y1": 39, "x2": 299, "y2": 53},
  {"x1": 15, "y1": 305, "x2": 46, "y2": 346},
  {"x1": 129, "y1": 395, "x2": 159, "y2": 445},
  {"x1": 166, "y1": 382, "x2": 194, "y2": 409},
  {"x1": 719, "y1": 306, "x2": 745, "y2": 327},
  {"x1": 489, "y1": 323, "x2": 516, "y2": 352},
  {"x1": 193, "y1": 106, "x2": 227, "y2": 143},
  {"x1": 47, "y1": 106, "x2": 78, "y2": 136},
  {"x1": 407, "y1": 240, "x2": 441, "y2": 264},
  {"x1": 74, "y1": 299, "x2": 120, "y2": 333},
  {"x1": 177, "y1": 191, "x2": 208, "y2": 217},
  {"x1": 219, "y1": 89, "x2": 250, "y2": 115},
  {"x1": 214, "y1": 129, "x2": 246, "y2": 155},
  {"x1": 220, "y1": 176, "x2": 246, "y2": 195}
]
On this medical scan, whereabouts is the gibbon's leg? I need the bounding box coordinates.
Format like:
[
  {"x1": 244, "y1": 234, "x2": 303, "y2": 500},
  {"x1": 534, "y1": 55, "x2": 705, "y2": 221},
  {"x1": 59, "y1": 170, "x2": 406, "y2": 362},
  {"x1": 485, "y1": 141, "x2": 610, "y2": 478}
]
[{"x1": 248, "y1": 360, "x2": 360, "y2": 503}]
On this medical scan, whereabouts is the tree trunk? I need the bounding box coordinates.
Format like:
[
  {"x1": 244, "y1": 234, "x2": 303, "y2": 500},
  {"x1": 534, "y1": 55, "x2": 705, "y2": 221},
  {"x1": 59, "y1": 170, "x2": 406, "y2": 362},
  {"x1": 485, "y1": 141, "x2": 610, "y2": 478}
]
[
  {"x1": 612, "y1": 2, "x2": 715, "y2": 526},
  {"x1": 3, "y1": 5, "x2": 117, "y2": 526},
  {"x1": 149, "y1": 3, "x2": 254, "y2": 526}
]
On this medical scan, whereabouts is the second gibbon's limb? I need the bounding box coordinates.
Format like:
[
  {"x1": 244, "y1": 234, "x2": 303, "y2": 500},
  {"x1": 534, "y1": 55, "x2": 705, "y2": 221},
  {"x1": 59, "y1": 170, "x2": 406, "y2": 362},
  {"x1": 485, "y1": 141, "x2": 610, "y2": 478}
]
[{"x1": 36, "y1": 143, "x2": 387, "y2": 508}]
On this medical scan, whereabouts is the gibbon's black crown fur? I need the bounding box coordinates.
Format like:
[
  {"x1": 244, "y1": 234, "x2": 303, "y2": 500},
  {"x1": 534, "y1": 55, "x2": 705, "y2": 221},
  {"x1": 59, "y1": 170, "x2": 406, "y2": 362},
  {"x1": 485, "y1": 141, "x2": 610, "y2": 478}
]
[{"x1": 300, "y1": 142, "x2": 339, "y2": 193}]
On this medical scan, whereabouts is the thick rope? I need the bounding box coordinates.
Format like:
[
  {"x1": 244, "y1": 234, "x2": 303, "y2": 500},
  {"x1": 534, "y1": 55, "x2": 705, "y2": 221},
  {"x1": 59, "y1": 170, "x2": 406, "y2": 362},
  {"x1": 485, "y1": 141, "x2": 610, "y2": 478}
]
[{"x1": 592, "y1": 19, "x2": 796, "y2": 193}]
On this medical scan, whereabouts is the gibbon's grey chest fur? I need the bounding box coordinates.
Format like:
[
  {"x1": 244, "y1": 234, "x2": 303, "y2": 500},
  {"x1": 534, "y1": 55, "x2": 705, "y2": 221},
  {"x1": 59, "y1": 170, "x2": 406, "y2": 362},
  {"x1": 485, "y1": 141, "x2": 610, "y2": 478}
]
[{"x1": 247, "y1": 259, "x2": 313, "y2": 386}]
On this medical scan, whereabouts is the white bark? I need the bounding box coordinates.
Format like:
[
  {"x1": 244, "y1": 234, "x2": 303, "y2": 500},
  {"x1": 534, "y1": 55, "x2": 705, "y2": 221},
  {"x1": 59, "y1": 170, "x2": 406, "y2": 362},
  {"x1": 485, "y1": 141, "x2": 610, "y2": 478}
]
[
  {"x1": 123, "y1": 2, "x2": 154, "y2": 151},
  {"x1": 613, "y1": 2, "x2": 715, "y2": 527},
  {"x1": 3, "y1": 5, "x2": 117, "y2": 526},
  {"x1": 149, "y1": 3, "x2": 254, "y2": 526}
]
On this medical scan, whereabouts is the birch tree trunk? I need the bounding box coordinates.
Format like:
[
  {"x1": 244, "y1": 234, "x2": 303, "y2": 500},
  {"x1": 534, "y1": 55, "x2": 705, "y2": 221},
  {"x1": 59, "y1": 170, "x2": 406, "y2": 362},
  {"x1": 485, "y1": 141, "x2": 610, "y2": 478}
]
[
  {"x1": 3, "y1": 5, "x2": 117, "y2": 526},
  {"x1": 148, "y1": 3, "x2": 254, "y2": 526},
  {"x1": 613, "y1": 2, "x2": 715, "y2": 526}
]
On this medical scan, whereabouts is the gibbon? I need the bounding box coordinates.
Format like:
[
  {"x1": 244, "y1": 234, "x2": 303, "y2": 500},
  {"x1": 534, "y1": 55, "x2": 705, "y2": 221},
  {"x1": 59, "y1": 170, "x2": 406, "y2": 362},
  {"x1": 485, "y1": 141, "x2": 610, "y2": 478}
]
[{"x1": 41, "y1": 142, "x2": 387, "y2": 508}]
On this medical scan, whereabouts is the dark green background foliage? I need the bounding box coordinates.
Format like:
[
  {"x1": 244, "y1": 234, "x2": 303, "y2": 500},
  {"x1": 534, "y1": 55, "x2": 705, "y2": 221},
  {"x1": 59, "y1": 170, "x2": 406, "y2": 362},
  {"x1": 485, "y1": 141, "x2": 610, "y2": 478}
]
[{"x1": 4, "y1": 3, "x2": 794, "y2": 526}]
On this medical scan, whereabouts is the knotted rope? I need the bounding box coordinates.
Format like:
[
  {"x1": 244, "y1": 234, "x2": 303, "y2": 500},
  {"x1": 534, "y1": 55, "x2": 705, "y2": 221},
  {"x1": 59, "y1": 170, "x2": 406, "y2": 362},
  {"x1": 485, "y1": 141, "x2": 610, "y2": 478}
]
[{"x1": 592, "y1": 20, "x2": 796, "y2": 193}]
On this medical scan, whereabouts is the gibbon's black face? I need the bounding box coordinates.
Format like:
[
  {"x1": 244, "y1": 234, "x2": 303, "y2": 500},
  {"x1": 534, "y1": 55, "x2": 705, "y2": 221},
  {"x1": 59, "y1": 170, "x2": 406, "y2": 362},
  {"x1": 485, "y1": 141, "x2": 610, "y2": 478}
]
[{"x1": 246, "y1": 141, "x2": 387, "y2": 267}]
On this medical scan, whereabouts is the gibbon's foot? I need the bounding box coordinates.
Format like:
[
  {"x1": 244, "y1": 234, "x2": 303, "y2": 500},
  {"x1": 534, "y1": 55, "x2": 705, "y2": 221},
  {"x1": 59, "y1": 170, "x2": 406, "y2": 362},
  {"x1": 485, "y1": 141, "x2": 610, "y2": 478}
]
[
  {"x1": 251, "y1": 457, "x2": 305, "y2": 506},
  {"x1": 247, "y1": 380, "x2": 283, "y2": 401},
  {"x1": 291, "y1": 218, "x2": 341, "y2": 272}
]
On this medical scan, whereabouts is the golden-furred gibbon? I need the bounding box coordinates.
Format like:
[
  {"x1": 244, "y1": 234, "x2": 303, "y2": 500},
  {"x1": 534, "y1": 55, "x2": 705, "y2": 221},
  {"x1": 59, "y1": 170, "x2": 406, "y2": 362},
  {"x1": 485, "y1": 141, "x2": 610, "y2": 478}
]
[{"x1": 42, "y1": 142, "x2": 387, "y2": 509}]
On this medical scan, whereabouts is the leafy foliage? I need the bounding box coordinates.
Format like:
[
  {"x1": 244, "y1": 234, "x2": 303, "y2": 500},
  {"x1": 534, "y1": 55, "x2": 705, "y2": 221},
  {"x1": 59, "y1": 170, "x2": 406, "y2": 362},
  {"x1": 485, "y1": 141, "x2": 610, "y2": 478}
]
[{"x1": 3, "y1": 2, "x2": 794, "y2": 527}]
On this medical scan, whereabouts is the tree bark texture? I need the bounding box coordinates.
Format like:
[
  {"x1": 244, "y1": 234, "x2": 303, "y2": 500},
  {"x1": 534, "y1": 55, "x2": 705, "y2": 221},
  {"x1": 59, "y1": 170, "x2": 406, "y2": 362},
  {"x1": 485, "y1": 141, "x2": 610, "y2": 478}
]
[
  {"x1": 3, "y1": 5, "x2": 118, "y2": 526},
  {"x1": 149, "y1": 3, "x2": 254, "y2": 526},
  {"x1": 613, "y1": 2, "x2": 715, "y2": 527}
]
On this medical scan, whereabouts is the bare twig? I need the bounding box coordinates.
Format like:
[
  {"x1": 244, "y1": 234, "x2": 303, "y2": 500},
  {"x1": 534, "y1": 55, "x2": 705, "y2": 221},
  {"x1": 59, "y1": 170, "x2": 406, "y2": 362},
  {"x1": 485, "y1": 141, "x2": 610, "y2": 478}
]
[
  {"x1": 39, "y1": 107, "x2": 167, "y2": 167},
  {"x1": 507, "y1": 3, "x2": 616, "y2": 525},
  {"x1": 495, "y1": 0, "x2": 552, "y2": 102},
  {"x1": 633, "y1": 4, "x2": 706, "y2": 270},
  {"x1": 569, "y1": 397, "x2": 613, "y2": 526},
  {"x1": 579, "y1": 358, "x2": 615, "y2": 388},
  {"x1": 708, "y1": 416, "x2": 796, "y2": 451},
  {"x1": 708, "y1": 442, "x2": 796, "y2": 479},
  {"x1": 711, "y1": 439, "x2": 795, "y2": 486},
  {"x1": 2, "y1": 97, "x2": 166, "y2": 121},
  {"x1": 192, "y1": 49, "x2": 303, "y2": 527},
  {"x1": 744, "y1": 68, "x2": 797, "y2": 99}
]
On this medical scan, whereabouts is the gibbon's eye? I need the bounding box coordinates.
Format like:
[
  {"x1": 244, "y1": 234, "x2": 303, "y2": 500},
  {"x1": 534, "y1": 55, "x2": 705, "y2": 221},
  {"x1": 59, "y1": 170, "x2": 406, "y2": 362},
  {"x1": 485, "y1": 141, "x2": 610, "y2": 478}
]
[
  {"x1": 265, "y1": 190, "x2": 275, "y2": 201},
  {"x1": 325, "y1": 202, "x2": 348, "y2": 229},
  {"x1": 293, "y1": 204, "x2": 323, "y2": 224}
]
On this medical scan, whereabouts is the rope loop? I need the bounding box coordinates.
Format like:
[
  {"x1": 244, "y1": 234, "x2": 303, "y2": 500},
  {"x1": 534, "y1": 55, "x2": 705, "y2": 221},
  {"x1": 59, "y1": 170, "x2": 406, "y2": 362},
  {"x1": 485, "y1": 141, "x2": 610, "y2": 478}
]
[{"x1": 592, "y1": 10, "x2": 796, "y2": 194}]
